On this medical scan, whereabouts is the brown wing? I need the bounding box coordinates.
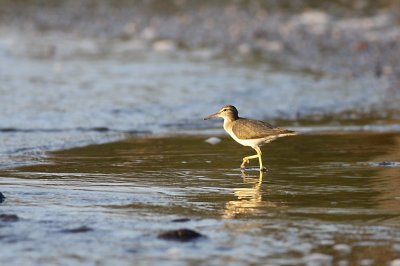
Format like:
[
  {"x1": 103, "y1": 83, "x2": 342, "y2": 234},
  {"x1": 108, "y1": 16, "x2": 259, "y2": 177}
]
[{"x1": 232, "y1": 118, "x2": 294, "y2": 139}]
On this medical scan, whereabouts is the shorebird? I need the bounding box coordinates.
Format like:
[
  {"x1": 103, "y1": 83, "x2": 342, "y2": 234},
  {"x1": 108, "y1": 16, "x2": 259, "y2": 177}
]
[{"x1": 204, "y1": 105, "x2": 296, "y2": 171}]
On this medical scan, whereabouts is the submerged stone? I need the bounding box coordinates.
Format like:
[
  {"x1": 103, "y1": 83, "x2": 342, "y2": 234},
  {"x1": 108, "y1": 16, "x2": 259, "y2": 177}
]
[
  {"x1": 0, "y1": 214, "x2": 19, "y2": 222},
  {"x1": 60, "y1": 226, "x2": 93, "y2": 233},
  {"x1": 158, "y1": 228, "x2": 204, "y2": 242},
  {"x1": 377, "y1": 161, "x2": 400, "y2": 167},
  {"x1": 171, "y1": 218, "x2": 191, "y2": 223}
]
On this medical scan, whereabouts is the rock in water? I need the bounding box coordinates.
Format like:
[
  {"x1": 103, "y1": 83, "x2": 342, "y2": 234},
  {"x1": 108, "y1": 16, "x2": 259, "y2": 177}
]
[
  {"x1": 377, "y1": 161, "x2": 400, "y2": 167},
  {"x1": 204, "y1": 137, "x2": 221, "y2": 145},
  {"x1": 171, "y1": 218, "x2": 191, "y2": 223},
  {"x1": 158, "y1": 228, "x2": 204, "y2": 242},
  {"x1": 0, "y1": 192, "x2": 5, "y2": 203},
  {"x1": 60, "y1": 226, "x2": 93, "y2": 233},
  {"x1": 0, "y1": 214, "x2": 19, "y2": 222}
]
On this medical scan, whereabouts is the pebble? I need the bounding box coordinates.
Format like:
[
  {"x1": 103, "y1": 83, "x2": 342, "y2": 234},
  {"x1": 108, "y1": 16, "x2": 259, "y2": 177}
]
[
  {"x1": 0, "y1": 214, "x2": 19, "y2": 222},
  {"x1": 359, "y1": 259, "x2": 374, "y2": 266},
  {"x1": 158, "y1": 228, "x2": 204, "y2": 242},
  {"x1": 390, "y1": 259, "x2": 400, "y2": 266},
  {"x1": 204, "y1": 137, "x2": 221, "y2": 145},
  {"x1": 152, "y1": 40, "x2": 177, "y2": 52},
  {"x1": 171, "y1": 218, "x2": 191, "y2": 223},
  {"x1": 337, "y1": 260, "x2": 348, "y2": 266},
  {"x1": 304, "y1": 253, "x2": 332, "y2": 265},
  {"x1": 333, "y1": 243, "x2": 352, "y2": 254},
  {"x1": 60, "y1": 226, "x2": 93, "y2": 233},
  {"x1": 377, "y1": 161, "x2": 400, "y2": 167}
]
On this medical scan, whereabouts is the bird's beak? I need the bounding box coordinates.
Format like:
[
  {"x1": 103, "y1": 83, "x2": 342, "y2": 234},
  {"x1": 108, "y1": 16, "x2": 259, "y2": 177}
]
[{"x1": 204, "y1": 112, "x2": 220, "y2": 120}]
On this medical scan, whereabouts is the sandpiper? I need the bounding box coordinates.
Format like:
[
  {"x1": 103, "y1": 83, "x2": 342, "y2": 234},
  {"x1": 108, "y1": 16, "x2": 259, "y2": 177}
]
[{"x1": 204, "y1": 105, "x2": 296, "y2": 171}]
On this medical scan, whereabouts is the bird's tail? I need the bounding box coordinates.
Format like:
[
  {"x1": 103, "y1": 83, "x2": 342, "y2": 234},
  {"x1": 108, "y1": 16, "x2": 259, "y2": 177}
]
[{"x1": 277, "y1": 129, "x2": 297, "y2": 137}]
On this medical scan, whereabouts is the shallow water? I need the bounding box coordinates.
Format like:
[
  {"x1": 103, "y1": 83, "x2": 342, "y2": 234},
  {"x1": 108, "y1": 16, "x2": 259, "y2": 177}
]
[
  {"x1": 1, "y1": 3, "x2": 400, "y2": 264},
  {"x1": 2, "y1": 12, "x2": 400, "y2": 168},
  {"x1": 1, "y1": 133, "x2": 400, "y2": 265},
  {"x1": 1, "y1": 44, "x2": 399, "y2": 168}
]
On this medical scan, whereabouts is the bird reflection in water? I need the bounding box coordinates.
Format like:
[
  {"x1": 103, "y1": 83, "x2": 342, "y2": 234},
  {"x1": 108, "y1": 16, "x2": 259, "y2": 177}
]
[{"x1": 223, "y1": 171, "x2": 277, "y2": 219}]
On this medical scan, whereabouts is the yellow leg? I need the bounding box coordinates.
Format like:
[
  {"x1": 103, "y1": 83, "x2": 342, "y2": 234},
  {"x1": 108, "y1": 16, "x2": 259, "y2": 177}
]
[
  {"x1": 258, "y1": 170, "x2": 263, "y2": 182},
  {"x1": 241, "y1": 154, "x2": 259, "y2": 169},
  {"x1": 253, "y1": 146, "x2": 265, "y2": 171}
]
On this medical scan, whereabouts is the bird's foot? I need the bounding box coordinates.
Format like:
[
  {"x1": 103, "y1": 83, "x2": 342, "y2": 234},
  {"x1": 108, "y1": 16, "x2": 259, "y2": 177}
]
[{"x1": 260, "y1": 167, "x2": 268, "y2": 172}]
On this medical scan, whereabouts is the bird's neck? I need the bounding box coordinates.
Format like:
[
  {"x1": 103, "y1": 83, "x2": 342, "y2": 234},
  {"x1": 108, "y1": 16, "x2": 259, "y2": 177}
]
[
  {"x1": 223, "y1": 116, "x2": 238, "y2": 129},
  {"x1": 225, "y1": 113, "x2": 239, "y2": 121}
]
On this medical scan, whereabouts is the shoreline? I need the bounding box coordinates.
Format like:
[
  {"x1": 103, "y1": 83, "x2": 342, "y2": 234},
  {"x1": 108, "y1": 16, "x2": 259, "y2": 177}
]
[{"x1": 1, "y1": 1, "x2": 399, "y2": 80}]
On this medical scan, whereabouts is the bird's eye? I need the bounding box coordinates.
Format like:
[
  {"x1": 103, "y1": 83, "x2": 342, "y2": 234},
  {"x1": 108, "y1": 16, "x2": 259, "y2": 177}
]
[{"x1": 222, "y1": 109, "x2": 227, "y2": 112}]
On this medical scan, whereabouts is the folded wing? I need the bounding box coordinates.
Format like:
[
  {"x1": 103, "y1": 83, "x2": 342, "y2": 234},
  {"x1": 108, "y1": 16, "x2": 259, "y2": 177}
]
[{"x1": 232, "y1": 118, "x2": 295, "y2": 139}]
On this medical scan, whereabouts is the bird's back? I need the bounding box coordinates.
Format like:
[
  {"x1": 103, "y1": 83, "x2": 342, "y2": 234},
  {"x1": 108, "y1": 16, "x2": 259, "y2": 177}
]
[{"x1": 231, "y1": 118, "x2": 295, "y2": 140}]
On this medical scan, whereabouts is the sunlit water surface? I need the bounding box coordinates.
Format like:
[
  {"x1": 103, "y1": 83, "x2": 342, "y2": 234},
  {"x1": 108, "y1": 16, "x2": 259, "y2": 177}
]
[
  {"x1": 1, "y1": 33, "x2": 399, "y2": 168},
  {"x1": 1, "y1": 26, "x2": 400, "y2": 266},
  {"x1": 1, "y1": 133, "x2": 400, "y2": 265}
]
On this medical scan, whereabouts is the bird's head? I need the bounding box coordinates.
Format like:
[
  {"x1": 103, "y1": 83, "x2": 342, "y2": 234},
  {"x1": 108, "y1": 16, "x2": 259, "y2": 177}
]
[{"x1": 204, "y1": 105, "x2": 239, "y2": 121}]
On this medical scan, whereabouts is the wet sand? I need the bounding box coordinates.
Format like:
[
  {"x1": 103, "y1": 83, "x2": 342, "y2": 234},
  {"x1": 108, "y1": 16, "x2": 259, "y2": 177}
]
[{"x1": 1, "y1": 133, "x2": 400, "y2": 265}]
